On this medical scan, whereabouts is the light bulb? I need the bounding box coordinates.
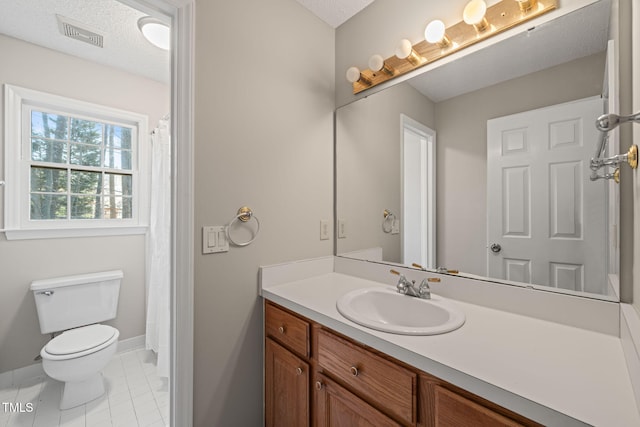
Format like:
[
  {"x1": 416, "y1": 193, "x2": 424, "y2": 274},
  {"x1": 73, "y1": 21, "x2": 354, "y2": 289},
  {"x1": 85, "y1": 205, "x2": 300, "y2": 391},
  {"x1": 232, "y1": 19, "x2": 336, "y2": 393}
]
[
  {"x1": 463, "y1": 0, "x2": 489, "y2": 32},
  {"x1": 395, "y1": 39, "x2": 423, "y2": 66},
  {"x1": 346, "y1": 67, "x2": 361, "y2": 83},
  {"x1": 346, "y1": 66, "x2": 371, "y2": 85},
  {"x1": 368, "y1": 54, "x2": 395, "y2": 76},
  {"x1": 395, "y1": 39, "x2": 413, "y2": 59},
  {"x1": 424, "y1": 20, "x2": 451, "y2": 47}
]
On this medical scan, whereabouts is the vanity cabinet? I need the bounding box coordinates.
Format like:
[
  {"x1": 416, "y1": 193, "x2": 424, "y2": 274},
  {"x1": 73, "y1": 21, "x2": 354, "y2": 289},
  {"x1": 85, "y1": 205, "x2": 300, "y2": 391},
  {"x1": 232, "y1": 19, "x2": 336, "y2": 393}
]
[
  {"x1": 264, "y1": 303, "x2": 311, "y2": 427},
  {"x1": 314, "y1": 372, "x2": 401, "y2": 427},
  {"x1": 315, "y1": 327, "x2": 416, "y2": 425},
  {"x1": 264, "y1": 301, "x2": 540, "y2": 427},
  {"x1": 418, "y1": 373, "x2": 536, "y2": 427}
]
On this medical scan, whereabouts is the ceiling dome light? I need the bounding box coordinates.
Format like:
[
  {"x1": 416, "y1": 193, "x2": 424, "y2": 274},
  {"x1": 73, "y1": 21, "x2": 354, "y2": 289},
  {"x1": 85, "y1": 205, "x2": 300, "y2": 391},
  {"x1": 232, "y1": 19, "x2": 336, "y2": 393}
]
[{"x1": 138, "y1": 17, "x2": 170, "y2": 50}]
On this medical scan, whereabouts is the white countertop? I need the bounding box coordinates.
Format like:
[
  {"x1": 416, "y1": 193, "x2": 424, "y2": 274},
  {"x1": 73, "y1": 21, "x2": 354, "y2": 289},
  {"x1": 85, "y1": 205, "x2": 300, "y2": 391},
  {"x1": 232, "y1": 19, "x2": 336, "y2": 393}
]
[{"x1": 261, "y1": 270, "x2": 640, "y2": 427}]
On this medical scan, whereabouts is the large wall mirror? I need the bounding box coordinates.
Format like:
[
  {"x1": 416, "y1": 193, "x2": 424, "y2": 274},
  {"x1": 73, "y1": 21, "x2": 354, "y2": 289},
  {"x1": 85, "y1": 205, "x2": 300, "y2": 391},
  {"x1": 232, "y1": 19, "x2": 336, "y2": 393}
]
[{"x1": 336, "y1": 0, "x2": 621, "y2": 301}]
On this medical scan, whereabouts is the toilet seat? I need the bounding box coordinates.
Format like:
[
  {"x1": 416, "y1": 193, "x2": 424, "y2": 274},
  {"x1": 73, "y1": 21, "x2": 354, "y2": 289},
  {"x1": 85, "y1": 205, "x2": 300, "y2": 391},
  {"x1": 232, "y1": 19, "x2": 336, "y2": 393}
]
[{"x1": 42, "y1": 324, "x2": 119, "y2": 361}]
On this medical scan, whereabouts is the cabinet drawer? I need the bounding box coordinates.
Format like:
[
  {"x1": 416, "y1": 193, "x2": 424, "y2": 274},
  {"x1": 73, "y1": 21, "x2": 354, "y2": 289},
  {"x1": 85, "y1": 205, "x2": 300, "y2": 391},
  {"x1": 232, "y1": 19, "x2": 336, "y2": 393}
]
[
  {"x1": 265, "y1": 302, "x2": 309, "y2": 358},
  {"x1": 316, "y1": 328, "x2": 416, "y2": 425}
]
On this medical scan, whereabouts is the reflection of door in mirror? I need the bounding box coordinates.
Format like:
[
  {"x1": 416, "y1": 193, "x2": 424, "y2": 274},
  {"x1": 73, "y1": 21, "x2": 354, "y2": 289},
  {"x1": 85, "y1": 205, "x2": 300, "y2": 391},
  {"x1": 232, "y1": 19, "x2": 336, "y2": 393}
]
[
  {"x1": 487, "y1": 97, "x2": 607, "y2": 294},
  {"x1": 401, "y1": 115, "x2": 435, "y2": 268}
]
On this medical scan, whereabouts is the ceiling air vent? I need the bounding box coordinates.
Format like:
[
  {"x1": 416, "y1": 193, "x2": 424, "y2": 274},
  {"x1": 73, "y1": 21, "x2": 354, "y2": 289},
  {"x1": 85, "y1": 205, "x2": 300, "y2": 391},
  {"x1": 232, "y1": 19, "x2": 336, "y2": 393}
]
[{"x1": 56, "y1": 15, "x2": 104, "y2": 48}]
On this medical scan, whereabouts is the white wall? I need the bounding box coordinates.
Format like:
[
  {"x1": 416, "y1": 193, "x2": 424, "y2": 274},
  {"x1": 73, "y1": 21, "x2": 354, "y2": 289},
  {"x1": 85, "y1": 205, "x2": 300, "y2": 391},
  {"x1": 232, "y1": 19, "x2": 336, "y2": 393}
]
[
  {"x1": 193, "y1": 0, "x2": 334, "y2": 425},
  {"x1": 0, "y1": 34, "x2": 169, "y2": 374}
]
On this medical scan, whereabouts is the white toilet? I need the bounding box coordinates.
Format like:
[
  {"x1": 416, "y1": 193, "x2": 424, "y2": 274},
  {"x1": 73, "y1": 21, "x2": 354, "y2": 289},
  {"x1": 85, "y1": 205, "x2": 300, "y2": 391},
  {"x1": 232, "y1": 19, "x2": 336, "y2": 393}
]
[{"x1": 31, "y1": 270, "x2": 122, "y2": 410}]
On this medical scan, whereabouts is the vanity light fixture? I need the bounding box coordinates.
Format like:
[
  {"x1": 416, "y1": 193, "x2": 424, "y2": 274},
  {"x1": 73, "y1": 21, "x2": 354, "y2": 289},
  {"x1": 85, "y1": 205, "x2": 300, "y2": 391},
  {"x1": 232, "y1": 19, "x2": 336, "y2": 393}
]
[
  {"x1": 395, "y1": 39, "x2": 424, "y2": 66},
  {"x1": 138, "y1": 17, "x2": 170, "y2": 50},
  {"x1": 346, "y1": 0, "x2": 557, "y2": 94},
  {"x1": 424, "y1": 20, "x2": 452, "y2": 47},
  {"x1": 346, "y1": 66, "x2": 372, "y2": 86},
  {"x1": 516, "y1": 0, "x2": 538, "y2": 12},
  {"x1": 368, "y1": 54, "x2": 395, "y2": 76},
  {"x1": 463, "y1": 0, "x2": 490, "y2": 33}
]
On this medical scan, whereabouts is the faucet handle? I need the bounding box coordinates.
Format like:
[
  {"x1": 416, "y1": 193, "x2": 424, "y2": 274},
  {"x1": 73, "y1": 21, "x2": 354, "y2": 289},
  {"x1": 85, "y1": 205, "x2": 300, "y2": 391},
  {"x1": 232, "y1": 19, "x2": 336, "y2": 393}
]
[
  {"x1": 427, "y1": 277, "x2": 441, "y2": 283},
  {"x1": 390, "y1": 269, "x2": 400, "y2": 276},
  {"x1": 417, "y1": 278, "x2": 431, "y2": 299}
]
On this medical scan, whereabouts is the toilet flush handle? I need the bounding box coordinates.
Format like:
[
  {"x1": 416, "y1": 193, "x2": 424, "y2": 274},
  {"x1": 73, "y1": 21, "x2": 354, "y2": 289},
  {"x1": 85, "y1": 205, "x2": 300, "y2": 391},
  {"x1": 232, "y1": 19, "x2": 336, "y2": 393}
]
[{"x1": 36, "y1": 290, "x2": 54, "y2": 296}]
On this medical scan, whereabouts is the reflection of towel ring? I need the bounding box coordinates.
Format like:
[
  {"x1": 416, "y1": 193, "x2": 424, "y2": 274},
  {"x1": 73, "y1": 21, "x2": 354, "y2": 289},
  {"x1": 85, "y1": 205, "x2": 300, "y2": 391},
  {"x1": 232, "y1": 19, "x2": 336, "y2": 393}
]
[
  {"x1": 226, "y1": 207, "x2": 260, "y2": 247},
  {"x1": 382, "y1": 209, "x2": 395, "y2": 233}
]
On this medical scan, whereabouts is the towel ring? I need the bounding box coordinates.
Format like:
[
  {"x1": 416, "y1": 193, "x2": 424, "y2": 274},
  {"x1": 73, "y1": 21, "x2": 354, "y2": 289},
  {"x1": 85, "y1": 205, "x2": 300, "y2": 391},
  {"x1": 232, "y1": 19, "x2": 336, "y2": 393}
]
[
  {"x1": 382, "y1": 209, "x2": 395, "y2": 233},
  {"x1": 226, "y1": 207, "x2": 260, "y2": 247}
]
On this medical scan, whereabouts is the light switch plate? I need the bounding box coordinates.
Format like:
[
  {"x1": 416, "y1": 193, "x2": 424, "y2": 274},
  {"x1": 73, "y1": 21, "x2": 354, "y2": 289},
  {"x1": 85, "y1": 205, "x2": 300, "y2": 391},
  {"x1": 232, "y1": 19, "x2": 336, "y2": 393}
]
[{"x1": 202, "y1": 226, "x2": 229, "y2": 254}]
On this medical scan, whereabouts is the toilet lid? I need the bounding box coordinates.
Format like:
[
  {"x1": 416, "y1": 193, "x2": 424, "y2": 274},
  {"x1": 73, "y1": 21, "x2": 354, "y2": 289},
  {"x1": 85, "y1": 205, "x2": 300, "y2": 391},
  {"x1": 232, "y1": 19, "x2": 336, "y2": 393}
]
[{"x1": 45, "y1": 324, "x2": 116, "y2": 356}]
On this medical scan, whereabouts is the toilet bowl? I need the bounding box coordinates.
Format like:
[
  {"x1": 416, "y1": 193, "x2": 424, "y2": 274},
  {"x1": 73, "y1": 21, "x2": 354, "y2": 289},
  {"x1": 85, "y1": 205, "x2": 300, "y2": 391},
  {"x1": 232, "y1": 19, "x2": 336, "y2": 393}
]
[
  {"x1": 31, "y1": 270, "x2": 123, "y2": 409},
  {"x1": 41, "y1": 324, "x2": 119, "y2": 409}
]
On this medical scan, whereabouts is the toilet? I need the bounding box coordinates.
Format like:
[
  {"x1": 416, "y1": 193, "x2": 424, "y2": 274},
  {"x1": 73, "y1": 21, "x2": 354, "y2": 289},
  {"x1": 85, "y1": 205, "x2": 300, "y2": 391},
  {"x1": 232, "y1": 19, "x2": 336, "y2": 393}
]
[{"x1": 31, "y1": 270, "x2": 122, "y2": 410}]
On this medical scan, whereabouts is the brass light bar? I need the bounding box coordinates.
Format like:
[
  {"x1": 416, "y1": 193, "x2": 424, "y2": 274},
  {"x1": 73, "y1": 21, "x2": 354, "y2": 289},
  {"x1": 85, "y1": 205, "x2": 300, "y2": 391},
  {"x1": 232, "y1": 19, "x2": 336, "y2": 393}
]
[{"x1": 351, "y1": 0, "x2": 557, "y2": 94}]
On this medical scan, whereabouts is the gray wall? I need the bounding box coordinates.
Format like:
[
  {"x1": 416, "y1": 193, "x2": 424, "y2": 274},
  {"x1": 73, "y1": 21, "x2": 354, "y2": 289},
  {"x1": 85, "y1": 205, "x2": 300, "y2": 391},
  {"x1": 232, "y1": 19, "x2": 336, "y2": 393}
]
[
  {"x1": 336, "y1": 83, "x2": 435, "y2": 262},
  {"x1": 0, "y1": 34, "x2": 169, "y2": 374},
  {"x1": 193, "y1": 0, "x2": 334, "y2": 425}
]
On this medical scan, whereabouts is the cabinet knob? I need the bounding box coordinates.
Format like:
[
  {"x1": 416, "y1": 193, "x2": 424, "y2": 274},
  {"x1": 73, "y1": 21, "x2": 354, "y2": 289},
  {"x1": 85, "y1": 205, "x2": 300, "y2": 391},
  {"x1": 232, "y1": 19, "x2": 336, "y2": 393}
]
[
  {"x1": 350, "y1": 366, "x2": 359, "y2": 377},
  {"x1": 315, "y1": 381, "x2": 323, "y2": 390},
  {"x1": 278, "y1": 326, "x2": 285, "y2": 334},
  {"x1": 296, "y1": 367, "x2": 303, "y2": 375}
]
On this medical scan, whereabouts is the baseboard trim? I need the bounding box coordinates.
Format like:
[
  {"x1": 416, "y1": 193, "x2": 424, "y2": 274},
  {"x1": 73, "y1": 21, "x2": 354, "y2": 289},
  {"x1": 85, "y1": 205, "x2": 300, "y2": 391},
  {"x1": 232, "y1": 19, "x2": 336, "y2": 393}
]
[
  {"x1": 0, "y1": 334, "x2": 145, "y2": 388},
  {"x1": 117, "y1": 334, "x2": 146, "y2": 353}
]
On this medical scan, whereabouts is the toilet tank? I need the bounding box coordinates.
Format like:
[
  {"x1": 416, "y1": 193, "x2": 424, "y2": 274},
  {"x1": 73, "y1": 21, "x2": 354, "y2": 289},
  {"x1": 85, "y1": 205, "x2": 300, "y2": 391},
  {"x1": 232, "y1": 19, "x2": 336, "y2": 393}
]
[{"x1": 31, "y1": 270, "x2": 123, "y2": 334}]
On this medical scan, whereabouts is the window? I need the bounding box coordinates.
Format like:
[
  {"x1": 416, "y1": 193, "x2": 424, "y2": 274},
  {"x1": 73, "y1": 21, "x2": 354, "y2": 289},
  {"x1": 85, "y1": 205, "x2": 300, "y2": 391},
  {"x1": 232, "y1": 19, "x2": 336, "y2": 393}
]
[{"x1": 4, "y1": 85, "x2": 149, "y2": 239}]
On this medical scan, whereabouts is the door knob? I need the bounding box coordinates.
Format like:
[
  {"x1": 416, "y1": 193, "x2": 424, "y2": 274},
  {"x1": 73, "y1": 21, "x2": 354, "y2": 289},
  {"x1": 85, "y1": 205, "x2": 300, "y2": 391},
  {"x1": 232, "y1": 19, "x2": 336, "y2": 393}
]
[{"x1": 490, "y1": 243, "x2": 502, "y2": 253}]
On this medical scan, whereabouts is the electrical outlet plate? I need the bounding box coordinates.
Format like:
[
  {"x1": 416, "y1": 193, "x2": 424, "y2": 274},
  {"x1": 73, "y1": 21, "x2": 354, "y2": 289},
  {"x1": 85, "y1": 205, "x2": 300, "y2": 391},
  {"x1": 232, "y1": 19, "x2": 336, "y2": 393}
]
[
  {"x1": 320, "y1": 220, "x2": 330, "y2": 240},
  {"x1": 338, "y1": 219, "x2": 347, "y2": 239}
]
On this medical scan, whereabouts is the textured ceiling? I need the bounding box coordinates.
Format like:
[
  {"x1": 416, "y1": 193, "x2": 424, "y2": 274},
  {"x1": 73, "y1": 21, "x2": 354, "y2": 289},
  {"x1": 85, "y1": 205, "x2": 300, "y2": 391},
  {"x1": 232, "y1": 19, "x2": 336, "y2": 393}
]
[
  {"x1": 295, "y1": 0, "x2": 375, "y2": 28},
  {"x1": 0, "y1": 0, "x2": 371, "y2": 84},
  {"x1": 0, "y1": 0, "x2": 170, "y2": 83}
]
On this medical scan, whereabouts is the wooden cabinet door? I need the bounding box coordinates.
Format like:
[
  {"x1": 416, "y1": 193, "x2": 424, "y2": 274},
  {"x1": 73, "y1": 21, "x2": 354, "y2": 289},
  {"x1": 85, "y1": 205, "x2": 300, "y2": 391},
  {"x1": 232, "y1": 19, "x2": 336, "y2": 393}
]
[
  {"x1": 314, "y1": 373, "x2": 402, "y2": 427},
  {"x1": 434, "y1": 386, "x2": 524, "y2": 427},
  {"x1": 418, "y1": 374, "x2": 537, "y2": 427},
  {"x1": 265, "y1": 338, "x2": 309, "y2": 427}
]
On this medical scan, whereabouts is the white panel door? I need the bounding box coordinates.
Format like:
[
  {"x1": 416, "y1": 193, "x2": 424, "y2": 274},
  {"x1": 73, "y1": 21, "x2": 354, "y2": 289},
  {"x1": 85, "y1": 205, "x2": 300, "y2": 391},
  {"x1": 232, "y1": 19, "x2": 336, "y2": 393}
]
[
  {"x1": 401, "y1": 115, "x2": 436, "y2": 269},
  {"x1": 487, "y1": 97, "x2": 606, "y2": 293}
]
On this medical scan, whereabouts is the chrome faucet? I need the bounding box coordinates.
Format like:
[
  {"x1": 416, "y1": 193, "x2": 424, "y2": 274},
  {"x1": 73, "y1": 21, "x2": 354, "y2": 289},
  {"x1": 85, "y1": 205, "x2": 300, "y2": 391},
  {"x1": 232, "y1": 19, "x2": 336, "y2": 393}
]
[{"x1": 390, "y1": 269, "x2": 439, "y2": 299}]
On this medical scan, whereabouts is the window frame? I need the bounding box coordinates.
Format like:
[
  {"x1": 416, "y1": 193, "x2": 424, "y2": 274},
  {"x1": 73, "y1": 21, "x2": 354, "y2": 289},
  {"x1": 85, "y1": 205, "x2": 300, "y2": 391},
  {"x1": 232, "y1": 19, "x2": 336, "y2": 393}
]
[{"x1": 4, "y1": 84, "x2": 149, "y2": 240}]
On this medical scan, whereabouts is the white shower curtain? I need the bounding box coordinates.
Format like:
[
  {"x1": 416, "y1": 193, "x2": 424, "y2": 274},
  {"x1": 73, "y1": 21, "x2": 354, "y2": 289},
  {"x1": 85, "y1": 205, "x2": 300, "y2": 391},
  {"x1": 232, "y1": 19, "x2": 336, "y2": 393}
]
[{"x1": 146, "y1": 118, "x2": 170, "y2": 378}]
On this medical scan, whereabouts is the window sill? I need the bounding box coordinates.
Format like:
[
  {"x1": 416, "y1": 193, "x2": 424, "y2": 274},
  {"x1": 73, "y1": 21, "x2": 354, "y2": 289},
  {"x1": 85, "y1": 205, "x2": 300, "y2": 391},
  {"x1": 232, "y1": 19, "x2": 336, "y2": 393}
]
[{"x1": 3, "y1": 226, "x2": 148, "y2": 241}]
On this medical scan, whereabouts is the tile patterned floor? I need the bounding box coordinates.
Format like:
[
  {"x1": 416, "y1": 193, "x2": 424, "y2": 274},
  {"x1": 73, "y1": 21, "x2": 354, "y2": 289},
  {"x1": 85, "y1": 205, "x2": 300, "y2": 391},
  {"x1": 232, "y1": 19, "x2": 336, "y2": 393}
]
[{"x1": 0, "y1": 348, "x2": 169, "y2": 427}]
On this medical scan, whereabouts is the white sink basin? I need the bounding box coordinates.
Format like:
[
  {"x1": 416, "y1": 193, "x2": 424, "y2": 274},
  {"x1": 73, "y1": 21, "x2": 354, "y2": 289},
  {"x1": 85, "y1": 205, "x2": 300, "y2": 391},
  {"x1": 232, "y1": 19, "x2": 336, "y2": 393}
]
[{"x1": 336, "y1": 287, "x2": 465, "y2": 335}]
